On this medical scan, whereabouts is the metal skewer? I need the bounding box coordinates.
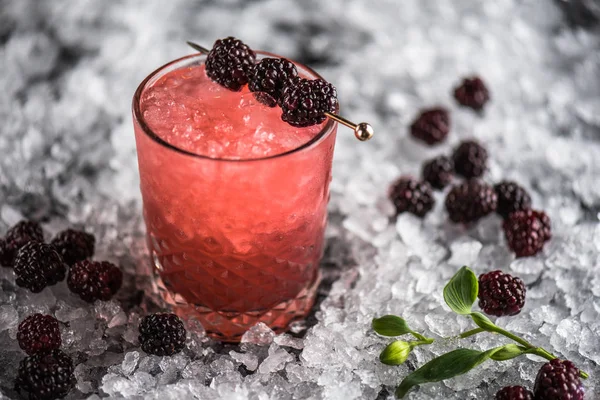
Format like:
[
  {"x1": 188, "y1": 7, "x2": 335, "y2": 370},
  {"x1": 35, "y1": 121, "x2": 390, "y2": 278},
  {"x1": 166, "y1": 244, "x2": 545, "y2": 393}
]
[{"x1": 187, "y1": 41, "x2": 374, "y2": 141}]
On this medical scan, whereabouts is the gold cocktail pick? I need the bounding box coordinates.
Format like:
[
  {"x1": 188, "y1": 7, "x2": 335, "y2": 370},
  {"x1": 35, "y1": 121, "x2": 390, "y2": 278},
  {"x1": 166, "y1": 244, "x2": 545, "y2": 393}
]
[{"x1": 186, "y1": 41, "x2": 374, "y2": 141}]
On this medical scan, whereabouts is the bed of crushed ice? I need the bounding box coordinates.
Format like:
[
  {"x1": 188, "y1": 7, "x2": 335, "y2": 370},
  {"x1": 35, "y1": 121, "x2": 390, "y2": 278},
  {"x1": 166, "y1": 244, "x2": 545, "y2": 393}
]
[{"x1": 1, "y1": 0, "x2": 600, "y2": 399}]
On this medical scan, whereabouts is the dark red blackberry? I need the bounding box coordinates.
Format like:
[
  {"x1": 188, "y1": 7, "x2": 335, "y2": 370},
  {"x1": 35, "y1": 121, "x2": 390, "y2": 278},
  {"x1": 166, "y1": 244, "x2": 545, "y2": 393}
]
[
  {"x1": 409, "y1": 108, "x2": 450, "y2": 146},
  {"x1": 452, "y1": 140, "x2": 488, "y2": 179},
  {"x1": 248, "y1": 57, "x2": 298, "y2": 107},
  {"x1": 67, "y1": 260, "x2": 122, "y2": 302},
  {"x1": 139, "y1": 313, "x2": 187, "y2": 356},
  {"x1": 503, "y1": 209, "x2": 551, "y2": 258},
  {"x1": 17, "y1": 314, "x2": 61, "y2": 355},
  {"x1": 14, "y1": 242, "x2": 66, "y2": 293},
  {"x1": 50, "y1": 229, "x2": 95, "y2": 267},
  {"x1": 445, "y1": 180, "x2": 497, "y2": 224},
  {"x1": 534, "y1": 359, "x2": 584, "y2": 400},
  {"x1": 478, "y1": 270, "x2": 526, "y2": 317},
  {"x1": 453, "y1": 76, "x2": 490, "y2": 111},
  {"x1": 15, "y1": 349, "x2": 75, "y2": 400},
  {"x1": 422, "y1": 156, "x2": 454, "y2": 189},
  {"x1": 280, "y1": 78, "x2": 338, "y2": 127},
  {"x1": 389, "y1": 177, "x2": 435, "y2": 218},
  {"x1": 496, "y1": 386, "x2": 533, "y2": 400},
  {"x1": 0, "y1": 220, "x2": 44, "y2": 267},
  {"x1": 494, "y1": 181, "x2": 532, "y2": 219},
  {"x1": 205, "y1": 36, "x2": 256, "y2": 91}
]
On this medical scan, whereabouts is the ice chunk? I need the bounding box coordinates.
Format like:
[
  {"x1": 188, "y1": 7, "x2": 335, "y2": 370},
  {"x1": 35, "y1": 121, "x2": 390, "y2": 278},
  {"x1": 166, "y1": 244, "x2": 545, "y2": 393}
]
[{"x1": 240, "y1": 322, "x2": 275, "y2": 345}]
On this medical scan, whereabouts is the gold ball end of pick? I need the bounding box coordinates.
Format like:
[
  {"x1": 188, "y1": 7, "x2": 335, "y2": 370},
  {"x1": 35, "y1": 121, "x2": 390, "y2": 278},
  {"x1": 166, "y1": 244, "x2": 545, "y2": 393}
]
[{"x1": 355, "y1": 123, "x2": 374, "y2": 141}]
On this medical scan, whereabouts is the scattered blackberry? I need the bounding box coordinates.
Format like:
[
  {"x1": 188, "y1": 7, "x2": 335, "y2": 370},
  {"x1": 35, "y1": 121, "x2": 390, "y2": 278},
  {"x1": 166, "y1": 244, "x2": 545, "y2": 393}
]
[
  {"x1": 452, "y1": 140, "x2": 488, "y2": 178},
  {"x1": 0, "y1": 220, "x2": 44, "y2": 267},
  {"x1": 14, "y1": 242, "x2": 66, "y2": 293},
  {"x1": 248, "y1": 58, "x2": 298, "y2": 107},
  {"x1": 478, "y1": 270, "x2": 526, "y2": 317},
  {"x1": 50, "y1": 229, "x2": 95, "y2": 267},
  {"x1": 389, "y1": 177, "x2": 435, "y2": 218},
  {"x1": 453, "y1": 76, "x2": 490, "y2": 111},
  {"x1": 15, "y1": 349, "x2": 75, "y2": 400},
  {"x1": 496, "y1": 386, "x2": 533, "y2": 400},
  {"x1": 139, "y1": 313, "x2": 187, "y2": 356},
  {"x1": 205, "y1": 36, "x2": 256, "y2": 91},
  {"x1": 503, "y1": 209, "x2": 551, "y2": 258},
  {"x1": 17, "y1": 314, "x2": 62, "y2": 355},
  {"x1": 494, "y1": 181, "x2": 532, "y2": 219},
  {"x1": 422, "y1": 156, "x2": 454, "y2": 189},
  {"x1": 409, "y1": 108, "x2": 450, "y2": 146},
  {"x1": 534, "y1": 359, "x2": 584, "y2": 400},
  {"x1": 445, "y1": 180, "x2": 497, "y2": 224},
  {"x1": 280, "y1": 78, "x2": 338, "y2": 127},
  {"x1": 67, "y1": 260, "x2": 122, "y2": 303}
]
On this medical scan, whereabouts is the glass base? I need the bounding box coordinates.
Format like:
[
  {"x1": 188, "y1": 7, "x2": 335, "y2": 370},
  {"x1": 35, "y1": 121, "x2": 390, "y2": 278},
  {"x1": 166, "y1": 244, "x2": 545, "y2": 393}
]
[{"x1": 151, "y1": 266, "x2": 320, "y2": 342}]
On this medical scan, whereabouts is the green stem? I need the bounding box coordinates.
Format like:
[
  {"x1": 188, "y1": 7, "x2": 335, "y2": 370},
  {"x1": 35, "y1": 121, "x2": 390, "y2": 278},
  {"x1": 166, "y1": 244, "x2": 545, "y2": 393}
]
[
  {"x1": 458, "y1": 327, "x2": 485, "y2": 339},
  {"x1": 410, "y1": 331, "x2": 434, "y2": 344}
]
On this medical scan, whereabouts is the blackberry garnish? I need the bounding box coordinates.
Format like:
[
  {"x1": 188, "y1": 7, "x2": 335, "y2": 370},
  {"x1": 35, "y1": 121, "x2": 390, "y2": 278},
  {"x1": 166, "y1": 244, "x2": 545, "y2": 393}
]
[
  {"x1": 50, "y1": 229, "x2": 95, "y2": 267},
  {"x1": 478, "y1": 270, "x2": 526, "y2": 317},
  {"x1": 67, "y1": 260, "x2": 122, "y2": 303},
  {"x1": 503, "y1": 209, "x2": 551, "y2": 258},
  {"x1": 15, "y1": 349, "x2": 75, "y2": 400},
  {"x1": 494, "y1": 181, "x2": 532, "y2": 219},
  {"x1": 496, "y1": 386, "x2": 533, "y2": 400},
  {"x1": 139, "y1": 313, "x2": 187, "y2": 356},
  {"x1": 0, "y1": 220, "x2": 44, "y2": 267},
  {"x1": 422, "y1": 156, "x2": 454, "y2": 189},
  {"x1": 14, "y1": 242, "x2": 66, "y2": 293},
  {"x1": 17, "y1": 314, "x2": 62, "y2": 355},
  {"x1": 280, "y1": 78, "x2": 338, "y2": 127},
  {"x1": 445, "y1": 180, "x2": 497, "y2": 224},
  {"x1": 453, "y1": 76, "x2": 490, "y2": 111},
  {"x1": 533, "y1": 359, "x2": 584, "y2": 400},
  {"x1": 248, "y1": 57, "x2": 298, "y2": 107},
  {"x1": 410, "y1": 108, "x2": 450, "y2": 146},
  {"x1": 205, "y1": 36, "x2": 256, "y2": 91},
  {"x1": 389, "y1": 177, "x2": 435, "y2": 218},
  {"x1": 452, "y1": 140, "x2": 488, "y2": 179}
]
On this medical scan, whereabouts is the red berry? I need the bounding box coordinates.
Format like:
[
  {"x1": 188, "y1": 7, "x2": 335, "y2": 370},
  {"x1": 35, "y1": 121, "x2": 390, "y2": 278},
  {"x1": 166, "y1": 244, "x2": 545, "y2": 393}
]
[
  {"x1": 389, "y1": 177, "x2": 435, "y2": 218},
  {"x1": 534, "y1": 359, "x2": 584, "y2": 400},
  {"x1": 494, "y1": 181, "x2": 532, "y2": 219},
  {"x1": 50, "y1": 229, "x2": 95, "y2": 267},
  {"x1": 452, "y1": 140, "x2": 488, "y2": 179},
  {"x1": 445, "y1": 180, "x2": 497, "y2": 224},
  {"x1": 495, "y1": 386, "x2": 533, "y2": 400},
  {"x1": 479, "y1": 270, "x2": 526, "y2": 317},
  {"x1": 503, "y1": 209, "x2": 551, "y2": 258},
  {"x1": 454, "y1": 76, "x2": 490, "y2": 111},
  {"x1": 14, "y1": 242, "x2": 66, "y2": 293},
  {"x1": 248, "y1": 58, "x2": 298, "y2": 107},
  {"x1": 280, "y1": 78, "x2": 338, "y2": 127},
  {"x1": 410, "y1": 108, "x2": 450, "y2": 145},
  {"x1": 422, "y1": 156, "x2": 454, "y2": 189},
  {"x1": 139, "y1": 313, "x2": 187, "y2": 356},
  {"x1": 17, "y1": 314, "x2": 62, "y2": 355},
  {"x1": 0, "y1": 220, "x2": 44, "y2": 267},
  {"x1": 205, "y1": 36, "x2": 256, "y2": 91},
  {"x1": 67, "y1": 260, "x2": 122, "y2": 302}
]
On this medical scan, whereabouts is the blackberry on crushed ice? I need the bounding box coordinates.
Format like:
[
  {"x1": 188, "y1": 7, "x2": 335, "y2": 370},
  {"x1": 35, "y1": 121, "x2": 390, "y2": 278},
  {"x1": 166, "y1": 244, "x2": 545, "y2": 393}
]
[
  {"x1": 0, "y1": 220, "x2": 44, "y2": 267},
  {"x1": 453, "y1": 76, "x2": 490, "y2": 111},
  {"x1": 409, "y1": 107, "x2": 450, "y2": 146},
  {"x1": 17, "y1": 314, "x2": 62, "y2": 355},
  {"x1": 14, "y1": 242, "x2": 66, "y2": 293},
  {"x1": 494, "y1": 181, "x2": 532, "y2": 219},
  {"x1": 15, "y1": 349, "x2": 75, "y2": 400},
  {"x1": 248, "y1": 57, "x2": 298, "y2": 107},
  {"x1": 495, "y1": 386, "x2": 533, "y2": 400},
  {"x1": 139, "y1": 313, "x2": 187, "y2": 356},
  {"x1": 50, "y1": 229, "x2": 95, "y2": 267},
  {"x1": 478, "y1": 270, "x2": 526, "y2": 317},
  {"x1": 503, "y1": 209, "x2": 551, "y2": 258},
  {"x1": 280, "y1": 78, "x2": 338, "y2": 127},
  {"x1": 422, "y1": 155, "x2": 454, "y2": 189},
  {"x1": 445, "y1": 179, "x2": 497, "y2": 224},
  {"x1": 205, "y1": 36, "x2": 256, "y2": 91},
  {"x1": 67, "y1": 260, "x2": 123, "y2": 302},
  {"x1": 533, "y1": 359, "x2": 584, "y2": 400},
  {"x1": 389, "y1": 177, "x2": 435, "y2": 218},
  {"x1": 452, "y1": 140, "x2": 488, "y2": 179}
]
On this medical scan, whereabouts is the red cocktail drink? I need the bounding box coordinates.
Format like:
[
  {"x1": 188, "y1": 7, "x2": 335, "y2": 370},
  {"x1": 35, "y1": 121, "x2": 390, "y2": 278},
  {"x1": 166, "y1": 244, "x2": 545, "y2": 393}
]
[{"x1": 132, "y1": 53, "x2": 337, "y2": 341}]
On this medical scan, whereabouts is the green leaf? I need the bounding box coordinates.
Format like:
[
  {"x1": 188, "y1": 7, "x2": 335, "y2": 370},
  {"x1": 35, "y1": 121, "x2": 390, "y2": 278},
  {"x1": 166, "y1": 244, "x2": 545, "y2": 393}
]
[
  {"x1": 489, "y1": 344, "x2": 527, "y2": 361},
  {"x1": 443, "y1": 266, "x2": 478, "y2": 315},
  {"x1": 380, "y1": 340, "x2": 412, "y2": 365},
  {"x1": 470, "y1": 312, "x2": 497, "y2": 332},
  {"x1": 372, "y1": 315, "x2": 413, "y2": 337},
  {"x1": 395, "y1": 347, "x2": 499, "y2": 398}
]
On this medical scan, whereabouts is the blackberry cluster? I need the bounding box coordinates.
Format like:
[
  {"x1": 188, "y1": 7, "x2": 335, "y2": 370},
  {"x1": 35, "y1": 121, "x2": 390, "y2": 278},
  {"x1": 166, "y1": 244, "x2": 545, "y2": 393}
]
[
  {"x1": 445, "y1": 180, "x2": 497, "y2": 223},
  {"x1": 494, "y1": 181, "x2": 532, "y2": 219},
  {"x1": 495, "y1": 386, "x2": 533, "y2": 400},
  {"x1": 139, "y1": 313, "x2": 187, "y2": 356},
  {"x1": 422, "y1": 156, "x2": 454, "y2": 189},
  {"x1": 248, "y1": 57, "x2": 298, "y2": 107},
  {"x1": 478, "y1": 270, "x2": 526, "y2": 317},
  {"x1": 205, "y1": 36, "x2": 256, "y2": 91},
  {"x1": 17, "y1": 314, "x2": 62, "y2": 355},
  {"x1": 503, "y1": 209, "x2": 551, "y2": 258},
  {"x1": 454, "y1": 76, "x2": 490, "y2": 111},
  {"x1": 67, "y1": 260, "x2": 122, "y2": 302},
  {"x1": 389, "y1": 177, "x2": 435, "y2": 218},
  {"x1": 409, "y1": 108, "x2": 450, "y2": 146},
  {"x1": 533, "y1": 359, "x2": 584, "y2": 400},
  {"x1": 14, "y1": 242, "x2": 66, "y2": 293},
  {"x1": 0, "y1": 220, "x2": 44, "y2": 267},
  {"x1": 15, "y1": 349, "x2": 75, "y2": 400},
  {"x1": 280, "y1": 78, "x2": 338, "y2": 127},
  {"x1": 452, "y1": 140, "x2": 488, "y2": 178},
  {"x1": 50, "y1": 229, "x2": 95, "y2": 266}
]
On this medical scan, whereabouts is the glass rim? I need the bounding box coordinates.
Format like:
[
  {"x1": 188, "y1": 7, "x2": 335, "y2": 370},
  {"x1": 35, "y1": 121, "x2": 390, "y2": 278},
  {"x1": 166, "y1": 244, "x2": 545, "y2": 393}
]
[{"x1": 132, "y1": 51, "x2": 338, "y2": 163}]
